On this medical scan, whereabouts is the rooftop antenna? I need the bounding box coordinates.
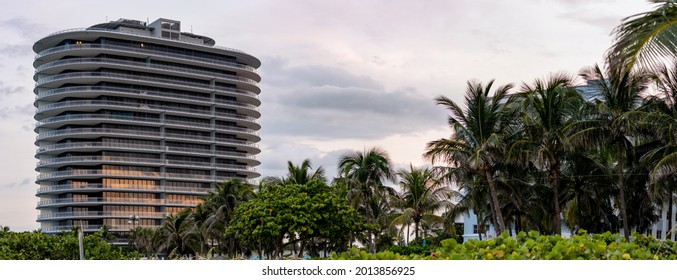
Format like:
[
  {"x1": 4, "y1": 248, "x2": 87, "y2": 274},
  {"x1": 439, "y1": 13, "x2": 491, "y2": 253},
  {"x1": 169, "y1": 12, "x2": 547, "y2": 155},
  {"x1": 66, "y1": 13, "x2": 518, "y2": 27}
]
[
  {"x1": 191, "y1": 25, "x2": 193, "y2": 33},
  {"x1": 106, "y1": 16, "x2": 108, "y2": 22}
]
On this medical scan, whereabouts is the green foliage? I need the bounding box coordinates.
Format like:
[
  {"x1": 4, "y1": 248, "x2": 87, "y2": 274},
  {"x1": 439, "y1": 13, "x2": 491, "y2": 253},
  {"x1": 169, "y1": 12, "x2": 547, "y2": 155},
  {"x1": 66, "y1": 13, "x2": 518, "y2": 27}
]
[
  {"x1": 226, "y1": 180, "x2": 365, "y2": 256},
  {"x1": 0, "y1": 229, "x2": 131, "y2": 260},
  {"x1": 329, "y1": 231, "x2": 677, "y2": 260},
  {"x1": 387, "y1": 244, "x2": 437, "y2": 256}
]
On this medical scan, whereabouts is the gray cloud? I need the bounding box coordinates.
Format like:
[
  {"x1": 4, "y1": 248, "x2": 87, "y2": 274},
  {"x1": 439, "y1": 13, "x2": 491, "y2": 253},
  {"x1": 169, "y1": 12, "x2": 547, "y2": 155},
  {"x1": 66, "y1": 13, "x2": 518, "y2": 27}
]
[
  {"x1": 0, "y1": 104, "x2": 35, "y2": 121},
  {"x1": 257, "y1": 140, "x2": 353, "y2": 179},
  {"x1": 5, "y1": 177, "x2": 32, "y2": 189},
  {"x1": 0, "y1": 44, "x2": 33, "y2": 56},
  {"x1": 0, "y1": 17, "x2": 47, "y2": 39},
  {"x1": 263, "y1": 56, "x2": 382, "y2": 89},
  {"x1": 259, "y1": 58, "x2": 447, "y2": 140},
  {"x1": 0, "y1": 82, "x2": 26, "y2": 96},
  {"x1": 0, "y1": 18, "x2": 46, "y2": 57},
  {"x1": 261, "y1": 87, "x2": 445, "y2": 139}
]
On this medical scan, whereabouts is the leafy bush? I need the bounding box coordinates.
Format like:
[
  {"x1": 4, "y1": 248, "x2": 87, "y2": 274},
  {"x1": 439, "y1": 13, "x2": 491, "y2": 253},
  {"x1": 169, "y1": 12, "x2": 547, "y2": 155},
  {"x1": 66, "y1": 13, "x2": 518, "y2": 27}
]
[
  {"x1": 387, "y1": 244, "x2": 437, "y2": 256},
  {"x1": 0, "y1": 229, "x2": 132, "y2": 260},
  {"x1": 329, "y1": 231, "x2": 677, "y2": 260}
]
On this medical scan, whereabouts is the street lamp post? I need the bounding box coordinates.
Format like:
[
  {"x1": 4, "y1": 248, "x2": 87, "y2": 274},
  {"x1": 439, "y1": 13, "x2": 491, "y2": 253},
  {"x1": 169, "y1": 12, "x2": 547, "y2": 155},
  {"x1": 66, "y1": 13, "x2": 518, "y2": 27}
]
[
  {"x1": 128, "y1": 215, "x2": 140, "y2": 250},
  {"x1": 128, "y1": 215, "x2": 140, "y2": 229}
]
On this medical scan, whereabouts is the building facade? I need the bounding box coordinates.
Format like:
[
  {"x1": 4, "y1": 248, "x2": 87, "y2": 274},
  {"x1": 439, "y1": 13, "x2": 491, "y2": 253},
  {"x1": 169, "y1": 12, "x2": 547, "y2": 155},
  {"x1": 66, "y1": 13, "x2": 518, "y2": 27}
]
[{"x1": 32, "y1": 18, "x2": 261, "y2": 237}]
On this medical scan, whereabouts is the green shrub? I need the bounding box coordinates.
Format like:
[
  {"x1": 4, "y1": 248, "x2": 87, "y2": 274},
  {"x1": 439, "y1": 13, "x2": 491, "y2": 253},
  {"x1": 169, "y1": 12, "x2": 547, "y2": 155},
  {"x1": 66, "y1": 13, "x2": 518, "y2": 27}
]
[
  {"x1": 328, "y1": 231, "x2": 677, "y2": 260},
  {"x1": 0, "y1": 229, "x2": 132, "y2": 260}
]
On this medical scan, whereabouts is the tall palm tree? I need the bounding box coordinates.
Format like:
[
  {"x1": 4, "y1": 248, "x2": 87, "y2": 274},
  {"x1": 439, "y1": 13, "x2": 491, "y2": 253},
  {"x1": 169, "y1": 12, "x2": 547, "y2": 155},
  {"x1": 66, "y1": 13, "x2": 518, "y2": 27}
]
[
  {"x1": 607, "y1": 0, "x2": 677, "y2": 75},
  {"x1": 338, "y1": 147, "x2": 395, "y2": 252},
  {"x1": 390, "y1": 165, "x2": 449, "y2": 242},
  {"x1": 186, "y1": 203, "x2": 213, "y2": 257},
  {"x1": 573, "y1": 65, "x2": 649, "y2": 240},
  {"x1": 639, "y1": 62, "x2": 677, "y2": 239},
  {"x1": 425, "y1": 79, "x2": 513, "y2": 234},
  {"x1": 204, "y1": 179, "x2": 255, "y2": 256},
  {"x1": 561, "y1": 148, "x2": 618, "y2": 234},
  {"x1": 509, "y1": 73, "x2": 582, "y2": 235}
]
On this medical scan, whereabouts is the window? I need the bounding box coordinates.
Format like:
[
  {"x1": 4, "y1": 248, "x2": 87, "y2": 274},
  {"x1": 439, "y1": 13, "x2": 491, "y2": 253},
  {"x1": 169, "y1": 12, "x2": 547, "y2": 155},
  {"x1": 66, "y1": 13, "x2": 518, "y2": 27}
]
[{"x1": 473, "y1": 224, "x2": 489, "y2": 234}]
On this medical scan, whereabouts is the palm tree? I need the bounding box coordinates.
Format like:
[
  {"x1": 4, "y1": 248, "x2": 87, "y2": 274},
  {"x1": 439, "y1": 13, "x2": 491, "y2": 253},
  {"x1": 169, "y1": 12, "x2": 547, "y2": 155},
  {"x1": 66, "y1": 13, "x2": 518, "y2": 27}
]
[
  {"x1": 639, "y1": 62, "x2": 677, "y2": 239},
  {"x1": 425, "y1": 79, "x2": 513, "y2": 234},
  {"x1": 156, "y1": 210, "x2": 196, "y2": 258},
  {"x1": 509, "y1": 73, "x2": 582, "y2": 235},
  {"x1": 390, "y1": 165, "x2": 449, "y2": 242},
  {"x1": 572, "y1": 65, "x2": 649, "y2": 240},
  {"x1": 266, "y1": 159, "x2": 327, "y2": 185},
  {"x1": 561, "y1": 148, "x2": 618, "y2": 234},
  {"x1": 607, "y1": 0, "x2": 677, "y2": 75},
  {"x1": 129, "y1": 227, "x2": 156, "y2": 257},
  {"x1": 203, "y1": 179, "x2": 255, "y2": 257},
  {"x1": 186, "y1": 203, "x2": 213, "y2": 257},
  {"x1": 338, "y1": 147, "x2": 395, "y2": 252}
]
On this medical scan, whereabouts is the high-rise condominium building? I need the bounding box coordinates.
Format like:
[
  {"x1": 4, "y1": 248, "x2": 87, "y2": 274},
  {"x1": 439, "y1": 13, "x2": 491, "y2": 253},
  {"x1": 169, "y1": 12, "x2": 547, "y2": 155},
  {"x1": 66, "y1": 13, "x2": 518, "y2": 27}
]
[{"x1": 32, "y1": 18, "x2": 261, "y2": 237}]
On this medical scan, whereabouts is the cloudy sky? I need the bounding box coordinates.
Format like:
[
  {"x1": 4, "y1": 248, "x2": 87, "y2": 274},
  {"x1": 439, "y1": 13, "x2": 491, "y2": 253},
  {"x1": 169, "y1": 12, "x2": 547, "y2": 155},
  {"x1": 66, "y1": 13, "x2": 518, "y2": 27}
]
[{"x1": 0, "y1": 0, "x2": 653, "y2": 231}]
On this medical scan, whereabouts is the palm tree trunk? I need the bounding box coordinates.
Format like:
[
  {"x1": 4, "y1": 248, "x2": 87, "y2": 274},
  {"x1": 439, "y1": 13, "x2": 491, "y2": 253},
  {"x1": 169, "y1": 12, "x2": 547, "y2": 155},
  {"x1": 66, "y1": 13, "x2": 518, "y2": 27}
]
[
  {"x1": 616, "y1": 142, "x2": 630, "y2": 240},
  {"x1": 668, "y1": 193, "x2": 673, "y2": 241},
  {"x1": 406, "y1": 224, "x2": 410, "y2": 245},
  {"x1": 484, "y1": 169, "x2": 505, "y2": 234},
  {"x1": 298, "y1": 240, "x2": 306, "y2": 258},
  {"x1": 362, "y1": 190, "x2": 376, "y2": 253},
  {"x1": 478, "y1": 216, "x2": 484, "y2": 241},
  {"x1": 550, "y1": 168, "x2": 562, "y2": 235},
  {"x1": 414, "y1": 220, "x2": 419, "y2": 242}
]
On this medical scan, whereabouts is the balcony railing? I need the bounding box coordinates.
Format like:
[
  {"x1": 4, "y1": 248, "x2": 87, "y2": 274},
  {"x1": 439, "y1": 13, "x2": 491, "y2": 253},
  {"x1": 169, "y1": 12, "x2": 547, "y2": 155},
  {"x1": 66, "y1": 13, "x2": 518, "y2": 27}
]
[
  {"x1": 36, "y1": 142, "x2": 258, "y2": 160},
  {"x1": 36, "y1": 99, "x2": 259, "y2": 124},
  {"x1": 36, "y1": 57, "x2": 259, "y2": 86},
  {"x1": 36, "y1": 183, "x2": 213, "y2": 195},
  {"x1": 36, "y1": 127, "x2": 161, "y2": 140},
  {"x1": 36, "y1": 170, "x2": 250, "y2": 183},
  {"x1": 37, "y1": 197, "x2": 200, "y2": 207},
  {"x1": 37, "y1": 155, "x2": 258, "y2": 172},
  {"x1": 38, "y1": 211, "x2": 167, "y2": 220},
  {"x1": 36, "y1": 128, "x2": 260, "y2": 149},
  {"x1": 40, "y1": 224, "x2": 161, "y2": 233},
  {"x1": 36, "y1": 113, "x2": 259, "y2": 135},
  {"x1": 35, "y1": 71, "x2": 259, "y2": 100},
  {"x1": 35, "y1": 42, "x2": 258, "y2": 74},
  {"x1": 36, "y1": 86, "x2": 259, "y2": 112}
]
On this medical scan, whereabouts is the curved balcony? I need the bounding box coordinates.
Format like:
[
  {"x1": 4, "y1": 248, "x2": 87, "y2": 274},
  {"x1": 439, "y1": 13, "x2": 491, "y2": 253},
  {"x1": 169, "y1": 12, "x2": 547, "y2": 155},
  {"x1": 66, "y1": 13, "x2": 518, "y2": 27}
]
[
  {"x1": 36, "y1": 128, "x2": 162, "y2": 142},
  {"x1": 36, "y1": 156, "x2": 258, "y2": 175},
  {"x1": 34, "y1": 42, "x2": 260, "y2": 80},
  {"x1": 35, "y1": 71, "x2": 260, "y2": 106},
  {"x1": 35, "y1": 113, "x2": 260, "y2": 140},
  {"x1": 40, "y1": 224, "x2": 161, "y2": 234},
  {"x1": 35, "y1": 142, "x2": 260, "y2": 165},
  {"x1": 37, "y1": 197, "x2": 200, "y2": 208},
  {"x1": 35, "y1": 57, "x2": 259, "y2": 92},
  {"x1": 36, "y1": 183, "x2": 213, "y2": 195},
  {"x1": 36, "y1": 99, "x2": 260, "y2": 132},
  {"x1": 36, "y1": 170, "x2": 250, "y2": 182},
  {"x1": 37, "y1": 211, "x2": 166, "y2": 221},
  {"x1": 35, "y1": 86, "x2": 260, "y2": 118},
  {"x1": 35, "y1": 128, "x2": 260, "y2": 153}
]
